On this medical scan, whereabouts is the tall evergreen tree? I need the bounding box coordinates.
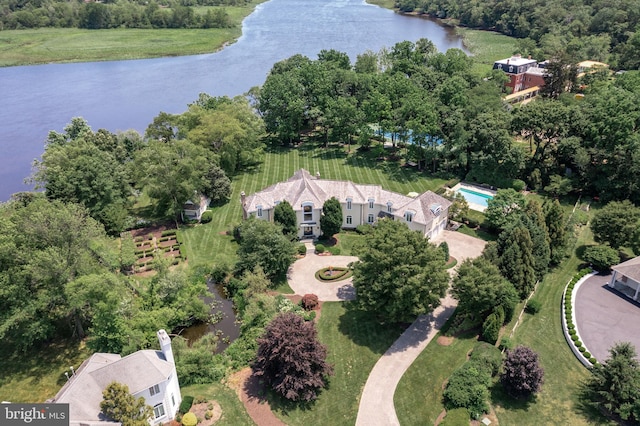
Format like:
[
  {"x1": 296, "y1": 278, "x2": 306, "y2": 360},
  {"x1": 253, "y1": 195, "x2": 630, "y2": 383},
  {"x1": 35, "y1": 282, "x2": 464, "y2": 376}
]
[
  {"x1": 498, "y1": 226, "x2": 537, "y2": 298},
  {"x1": 320, "y1": 196, "x2": 343, "y2": 239},
  {"x1": 544, "y1": 199, "x2": 567, "y2": 265},
  {"x1": 274, "y1": 200, "x2": 298, "y2": 238}
]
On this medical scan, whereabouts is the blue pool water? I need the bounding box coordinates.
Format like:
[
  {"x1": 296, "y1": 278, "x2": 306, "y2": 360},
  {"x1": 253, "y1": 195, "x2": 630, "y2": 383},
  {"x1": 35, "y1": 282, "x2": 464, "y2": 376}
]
[{"x1": 456, "y1": 187, "x2": 494, "y2": 208}]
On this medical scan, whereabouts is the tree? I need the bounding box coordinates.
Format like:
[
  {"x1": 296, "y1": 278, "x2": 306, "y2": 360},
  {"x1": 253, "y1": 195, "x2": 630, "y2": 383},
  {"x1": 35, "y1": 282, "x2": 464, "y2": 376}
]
[
  {"x1": 100, "y1": 382, "x2": 153, "y2": 426},
  {"x1": 352, "y1": 219, "x2": 449, "y2": 323},
  {"x1": 500, "y1": 346, "x2": 544, "y2": 398},
  {"x1": 541, "y1": 54, "x2": 578, "y2": 99},
  {"x1": 235, "y1": 217, "x2": 296, "y2": 279},
  {"x1": 584, "y1": 342, "x2": 640, "y2": 423},
  {"x1": 274, "y1": 200, "x2": 298, "y2": 238},
  {"x1": 253, "y1": 312, "x2": 333, "y2": 402},
  {"x1": 320, "y1": 197, "x2": 343, "y2": 239},
  {"x1": 485, "y1": 189, "x2": 527, "y2": 231},
  {"x1": 591, "y1": 200, "x2": 640, "y2": 249},
  {"x1": 583, "y1": 245, "x2": 620, "y2": 272},
  {"x1": 202, "y1": 164, "x2": 231, "y2": 205},
  {"x1": 443, "y1": 361, "x2": 491, "y2": 419},
  {"x1": 544, "y1": 199, "x2": 568, "y2": 265},
  {"x1": 497, "y1": 225, "x2": 537, "y2": 298},
  {"x1": 451, "y1": 257, "x2": 518, "y2": 322}
]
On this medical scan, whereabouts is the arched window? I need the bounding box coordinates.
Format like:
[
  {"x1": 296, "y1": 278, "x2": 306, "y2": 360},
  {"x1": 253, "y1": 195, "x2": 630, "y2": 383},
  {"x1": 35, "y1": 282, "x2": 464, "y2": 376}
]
[
  {"x1": 368, "y1": 198, "x2": 375, "y2": 209},
  {"x1": 346, "y1": 198, "x2": 352, "y2": 210},
  {"x1": 302, "y1": 203, "x2": 313, "y2": 221}
]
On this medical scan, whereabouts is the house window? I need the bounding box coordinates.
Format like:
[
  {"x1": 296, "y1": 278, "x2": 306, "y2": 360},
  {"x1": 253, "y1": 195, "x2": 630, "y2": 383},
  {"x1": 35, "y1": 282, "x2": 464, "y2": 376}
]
[
  {"x1": 303, "y1": 204, "x2": 313, "y2": 222},
  {"x1": 367, "y1": 214, "x2": 374, "y2": 223},
  {"x1": 404, "y1": 211, "x2": 414, "y2": 222},
  {"x1": 346, "y1": 198, "x2": 352, "y2": 210},
  {"x1": 257, "y1": 205, "x2": 263, "y2": 217},
  {"x1": 171, "y1": 394, "x2": 175, "y2": 407},
  {"x1": 149, "y1": 384, "x2": 160, "y2": 396},
  {"x1": 153, "y1": 403, "x2": 165, "y2": 419},
  {"x1": 369, "y1": 199, "x2": 374, "y2": 209},
  {"x1": 387, "y1": 202, "x2": 392, "y2": 213},
  {"x1": 346, "y1": 215, "x2": 352, "y2": 225}
]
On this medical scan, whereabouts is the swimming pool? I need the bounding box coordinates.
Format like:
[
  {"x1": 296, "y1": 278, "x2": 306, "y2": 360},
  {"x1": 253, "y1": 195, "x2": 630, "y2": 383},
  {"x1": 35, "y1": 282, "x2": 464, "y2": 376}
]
[{"x1": 455, "y1": 187, "x2": 494, "y2": 208}]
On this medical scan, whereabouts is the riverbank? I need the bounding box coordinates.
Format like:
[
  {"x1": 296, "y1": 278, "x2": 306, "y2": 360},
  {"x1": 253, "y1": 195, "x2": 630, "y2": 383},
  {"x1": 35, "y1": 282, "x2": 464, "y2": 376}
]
[{"x1": 0, "y1": 2, "x2": 264, "y2": 67}]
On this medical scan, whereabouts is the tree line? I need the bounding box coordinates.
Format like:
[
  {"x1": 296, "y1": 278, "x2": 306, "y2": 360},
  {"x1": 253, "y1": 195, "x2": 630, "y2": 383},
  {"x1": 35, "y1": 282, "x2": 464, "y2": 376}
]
[
  {"x1": 0, "y1": 0, "x2": 243, "y2": 30},
  {"x1": 395, "y1": 0, "x2": 640, "y2": 69}
]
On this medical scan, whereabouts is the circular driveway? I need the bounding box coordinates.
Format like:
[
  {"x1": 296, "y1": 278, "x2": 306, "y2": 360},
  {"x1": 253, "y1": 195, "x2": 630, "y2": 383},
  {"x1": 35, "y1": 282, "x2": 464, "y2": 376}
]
[
  {"x1": 575, "y1": 273, "x2": 640, "y2": 362},
  {"x1": 287, "y1": 248, "x2": 358, "y2": 301}
]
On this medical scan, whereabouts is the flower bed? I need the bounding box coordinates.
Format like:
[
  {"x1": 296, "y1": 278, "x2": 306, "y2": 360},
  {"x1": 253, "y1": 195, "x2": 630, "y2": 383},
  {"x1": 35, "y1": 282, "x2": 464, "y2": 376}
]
[
  {"x1": 315, "y1": 267, "x2": 352, "y2": 282},
  {"x1": 562, "y1": 268, "x2": 598, "y2": 367}
]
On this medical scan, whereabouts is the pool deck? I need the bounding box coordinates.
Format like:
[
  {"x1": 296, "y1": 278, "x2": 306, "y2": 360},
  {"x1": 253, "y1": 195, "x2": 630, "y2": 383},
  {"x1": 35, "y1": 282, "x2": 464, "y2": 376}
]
[{"x1": 450, "y1": 183, "x2": 497, "y2": 212}]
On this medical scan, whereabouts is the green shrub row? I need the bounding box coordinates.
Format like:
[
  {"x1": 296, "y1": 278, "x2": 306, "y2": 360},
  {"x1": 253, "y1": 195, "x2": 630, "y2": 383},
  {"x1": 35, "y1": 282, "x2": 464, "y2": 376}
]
[
  {"x1": 161, "y1": 229, "x2": 177, "y2": 237},
  {"x1": 564, "y1": 268, "x2": 596, "y2": 365},
  {"x1": 179, "y1": 395, "x2": 194, "y2": 414},
  {"x1": 315, "y1": 267, "x2": 351, "y2": 281},
  {"x1": 158, "y1": 236, "x2": 177, "y2": 242},
  {"x1": 134, "y1": 236, "x2": 144, "y2": 242}
]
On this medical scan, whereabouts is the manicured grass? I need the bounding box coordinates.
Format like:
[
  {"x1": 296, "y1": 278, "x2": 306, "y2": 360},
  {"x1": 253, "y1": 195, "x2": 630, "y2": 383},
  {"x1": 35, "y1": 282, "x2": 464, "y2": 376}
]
[
  {"x1": 0, "y1": 339, "x2": 90, "y2": 402},
  {"x1": 334, "y1": 231, "x2": 366, "y2": 256},
  {"x1": 270, "y1": 302, "x2": 405, "y2": 425},
  {"x1": 180, "y1": 144, "x2": 447, "y2": 269},
  {"x1": 180, "y1": 382, "x2": 254, "y2": 426},
  {"x1": 395, "y1": 330, "x2": 478, "y2": 424},
  {"x1": 0, "y1": 2, "x2": 263, "y2": 67},
  {"x1": 456, "y1": 224, "x2": 497, "y2": 241}
]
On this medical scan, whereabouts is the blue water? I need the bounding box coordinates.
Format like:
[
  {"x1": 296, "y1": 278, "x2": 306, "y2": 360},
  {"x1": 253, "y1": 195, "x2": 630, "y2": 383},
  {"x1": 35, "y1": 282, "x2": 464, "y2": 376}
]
[{"x1": 456, "y1": 187, "x2": 493, "y2": 208}]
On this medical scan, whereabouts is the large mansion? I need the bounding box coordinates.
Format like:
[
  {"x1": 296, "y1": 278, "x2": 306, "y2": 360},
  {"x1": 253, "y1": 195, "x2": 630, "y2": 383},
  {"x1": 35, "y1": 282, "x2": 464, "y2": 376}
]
[{"x1": 241, "y1": 169, "x2": 451, "y2": 240}]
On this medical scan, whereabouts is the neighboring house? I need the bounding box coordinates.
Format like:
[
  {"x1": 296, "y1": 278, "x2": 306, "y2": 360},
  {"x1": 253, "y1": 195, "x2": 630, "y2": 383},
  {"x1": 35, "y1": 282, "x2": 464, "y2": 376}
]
[
  {"x1": 241, "y1": 169, "x2": 451, "y2": 240},
  {"x1": 51, "y1": 330, "x2": 182, "y2": 426},
  {"x1": 493, "y1": 54, "x2": 540, "y2": 93},
  {"x1": 609, "y1": 256, "x2": 640, "y2": 301},
  {"x1": 182, "y1": 194, "x2": 210, "y2": 221}
]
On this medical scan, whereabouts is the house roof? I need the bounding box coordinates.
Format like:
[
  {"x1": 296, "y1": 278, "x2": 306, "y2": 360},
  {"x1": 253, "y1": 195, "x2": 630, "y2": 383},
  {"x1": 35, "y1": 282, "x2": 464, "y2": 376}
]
[
  {"x1": 243, "y1": 169, "x2": 451, "y2": 227},
  {"x1": 183, "y1": 194, "x2": 209, "y2": 211},
  {"x1": 612, "y1": 256, "x2": 640, "y2": 283},
  {"x1": 53, "y1": 349, "x2": 174, "y2": 424},
  {"x1": 494, "y1": 55, "x2": 537, "y2": 67}
]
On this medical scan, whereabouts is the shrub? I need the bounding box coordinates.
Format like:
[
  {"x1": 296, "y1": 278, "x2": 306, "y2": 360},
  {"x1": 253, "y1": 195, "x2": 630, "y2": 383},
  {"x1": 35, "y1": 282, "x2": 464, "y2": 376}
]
[
  {"x1": 355, "y1": 224, "x2": 373, "y2": 235},
  {"x1": 567, "y1": 323, "x2": 575, "y2": 330},
  {"x1": 181, "y1": 412, "x2": 197, "y2": 426},
  {"x1": 297, "y1": 244, "x2": 307, "y2": 255},
  {"x1": 500, "y1": 346, "x2": 544, "y2": 398},
  {"x1": 315, "y1": 244, "x2": 325, "y2": 254},
  {"x1": 439, "y1": 241, "x2": 450, "y2": 262},
  {"x1": 440, "y1": 407, "x2": 470, "y2": 425},
  {"x1": 328, "y1": 246, "x2": 341, "y2": 255},
  {"x1": 134, "y1": 236, "x2": 144, "y2": 242},
  {"x1": 575, "y1": 341, "x2": 583, "y2": 348},
  {"x1": 469, "y1": 342, "x2": 502, "y2": 376},
  {"x1": 525, "y1": 299, "x2": 542, "y2": 314},
  {"x1": 569, "y1": 329, "x2": 576, "y2": 337},
  {"x1": 179, "y1": 395, "x2": 194, "y2": 414},
  {"x1": 583, "y1": 245, "x2": 620, "y2": 272},
  {"x1": 584, "y1": 351, "x2": 591, "y2": 358},
  {"x1": 482, "y1": 312, "x2": 500, "y2": 345},
  {"x1": 579, "y1": 346, "x2": 586, "y2": 353},
  {"x1": 304, "y1": 310, "x2": 317, "y2": 321},
  {"x1": 161, "y1": 230, "x2": 177, "y2": 237},
  {"x1": 200, "y1": 210, "x2": 213, "y2": 223},
  {"x1": 301, "y1": 294, "x2": 319, "y2": 311},
  {"x1": 589, "y1": 357, "x2": 597, "y2": 364},
  {"x1": 571, "y1": 334, "x2": 579, "y2": 341},
  {"x1": 465, "y1": 217, "x2": 480, "y2": 228},
  {"x1": 205, "y1": 410, "x2": 212, "y2": 420},
  {"x1": 499, "y1": 337, "x2": 513, "y2": 351},
  {"x1": 443, "y1": 362, "x2": 491, "y2": 419},
  {"x1": 211, "y1": 263, "x2": 230, "y2": 284},
  {"x1": 511, "y1": 179, "x2": 526, "y2": 192}
]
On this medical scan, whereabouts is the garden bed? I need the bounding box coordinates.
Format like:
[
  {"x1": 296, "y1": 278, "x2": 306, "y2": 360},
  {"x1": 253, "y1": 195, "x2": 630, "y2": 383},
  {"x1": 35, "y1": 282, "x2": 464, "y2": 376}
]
[{"x1": 315, "y1": 267, "x2": 353, "y2": 282}]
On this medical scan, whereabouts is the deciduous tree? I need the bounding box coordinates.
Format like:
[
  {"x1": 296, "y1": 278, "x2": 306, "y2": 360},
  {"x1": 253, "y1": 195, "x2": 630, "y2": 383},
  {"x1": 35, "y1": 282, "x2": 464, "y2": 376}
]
[
  {"x1": 485, "y1": 189, "x2": 527, "y2": 231},
  {"x1": 253, "y1": 313, "x2": 333, "y2": 402},
  {"x1": 591, "y1": 200, "x2": 640, "y2": 249},
  {"x1": 500, "y1": 346, "x2": 544, "y2": 398},
  {"x1": 100, "y1": 382, "x2": 152, "y2": 426},
  {"x1": 352, "y1": 219, "x2": 449, "y2": 323}
]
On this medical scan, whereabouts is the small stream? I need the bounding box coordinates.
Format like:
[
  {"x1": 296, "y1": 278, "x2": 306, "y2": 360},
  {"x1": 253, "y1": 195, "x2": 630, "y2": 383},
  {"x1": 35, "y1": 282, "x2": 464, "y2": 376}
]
[{"x1": 179, "y1": 280, "x2": 240, "y2": 353}]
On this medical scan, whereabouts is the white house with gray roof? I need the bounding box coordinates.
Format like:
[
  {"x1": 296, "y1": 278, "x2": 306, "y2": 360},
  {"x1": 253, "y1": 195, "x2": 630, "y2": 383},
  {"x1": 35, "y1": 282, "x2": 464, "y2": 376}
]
[
  {"x1": 241, "y1": 169, "x2": 451, "y2": 239},
  {"x1": 51, "y1": 329, "x2": 181, "y2": 426},
  {"x1": 609, "y1": 256, "x2": 640, "y2": 301}
]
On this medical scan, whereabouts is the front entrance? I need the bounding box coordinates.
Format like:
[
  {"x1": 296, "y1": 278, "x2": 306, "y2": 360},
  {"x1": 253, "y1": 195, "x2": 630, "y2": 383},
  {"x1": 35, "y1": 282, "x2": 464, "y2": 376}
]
[{"x1": 303, "y1": 226, "x2": 313, "y2": 237}]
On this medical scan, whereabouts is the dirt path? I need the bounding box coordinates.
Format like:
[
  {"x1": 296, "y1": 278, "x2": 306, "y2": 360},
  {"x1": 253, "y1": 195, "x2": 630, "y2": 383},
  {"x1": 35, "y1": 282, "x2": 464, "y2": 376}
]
[{"x1": 228, "y1": 368, "x2": 286, "y2": 426}]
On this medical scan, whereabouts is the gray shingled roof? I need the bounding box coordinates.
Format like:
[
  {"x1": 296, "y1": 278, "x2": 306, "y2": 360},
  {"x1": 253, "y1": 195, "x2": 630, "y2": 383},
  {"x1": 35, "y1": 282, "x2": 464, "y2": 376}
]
[
  {"x1": 243, "y1": 169, "x2": 451, "y2": 227},
  {"x1": 613, "y1": 256, "x2": 640, "y2": 282},
  {"x1": 53, "y1": 350, "x2": 173, "y2": 424}
]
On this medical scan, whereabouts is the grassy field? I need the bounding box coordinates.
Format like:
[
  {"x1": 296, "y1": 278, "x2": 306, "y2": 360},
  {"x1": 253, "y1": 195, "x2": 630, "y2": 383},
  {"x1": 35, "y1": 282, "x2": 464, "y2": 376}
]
[
  {"x1": 456, "y1": 28, "x2": 518, "y2": 75},
  {"x1": 270, "y1": 302, "x2": 405, "y2": 425},
  {"x1": 0, "y1": 338, "x2": 90, "y2": 402},
  {"x1": 0, "y1": 2, "x2": 263, "y2": 67},
  {"x1": 180, "y1": 382, "x2": 254, "y2": 425},
  {"x1": 180, "y1": 144, "x2": 447, "y2": 269},
  {"x1": 394, "y1": 203, "x2": 613, "y2": 425}
]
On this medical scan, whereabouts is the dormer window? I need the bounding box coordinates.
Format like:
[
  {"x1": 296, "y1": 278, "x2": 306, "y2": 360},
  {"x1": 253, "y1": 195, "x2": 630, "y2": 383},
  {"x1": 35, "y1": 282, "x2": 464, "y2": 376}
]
[
  {"x1": 369, "y1": 199, "x2": 374, "y2": 209},
  {"x1": 149, "y1": 384, "x2": 160, "y2": 396},
  {"x1": 346, "y1": 198, "x2": 352, "y2": 210},
  {"x1": 257, "y1": 205, "x2": 263, "y2": 217},
  {"x1": 404, "y1": 210, "x2": 415, "y2": 222},
  {"x1": 430, "y1": 203, "x2": 442, "y2": 216},
  {"x1": 387, "y1": 202, "x2": 392, "y2": 213}
]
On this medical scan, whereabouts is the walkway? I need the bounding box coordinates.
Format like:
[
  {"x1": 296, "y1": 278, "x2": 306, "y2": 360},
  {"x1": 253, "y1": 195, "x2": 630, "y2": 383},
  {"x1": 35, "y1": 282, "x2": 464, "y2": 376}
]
[
  {"x1": 356, "y1": 231, "x2": 486, "y2": 426},
  {"x1": 575, "y1": 272, "x2": 640, "y2": 362},
  {"x1": 287, "y1": 242, "x2": 358, "y2": 301}
]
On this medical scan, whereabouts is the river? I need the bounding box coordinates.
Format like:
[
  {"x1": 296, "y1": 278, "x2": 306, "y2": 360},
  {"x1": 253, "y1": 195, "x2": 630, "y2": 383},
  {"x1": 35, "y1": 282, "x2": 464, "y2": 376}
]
[{"x1": 0, "y1": 0, "x2": 465, "y2": 201}]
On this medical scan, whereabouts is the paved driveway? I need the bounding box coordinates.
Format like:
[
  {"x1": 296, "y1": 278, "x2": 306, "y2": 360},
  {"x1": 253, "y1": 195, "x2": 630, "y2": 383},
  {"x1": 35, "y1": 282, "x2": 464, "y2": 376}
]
[
  {"x1": 431, "y1": 230, "x2": 487, "y2": 264},
  {"x1": 575, "y1": 273, "x2": 640, "y2": 362},
  {"x1": 287, "y1": 244, "x2": 358, "y2": 301}
]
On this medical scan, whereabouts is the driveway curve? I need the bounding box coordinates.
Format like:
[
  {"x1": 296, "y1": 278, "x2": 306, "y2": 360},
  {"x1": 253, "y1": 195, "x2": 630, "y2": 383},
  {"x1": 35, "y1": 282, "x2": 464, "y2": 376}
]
[{"x1": 287, "y1": 246, "x2": 358, "y2": 301}]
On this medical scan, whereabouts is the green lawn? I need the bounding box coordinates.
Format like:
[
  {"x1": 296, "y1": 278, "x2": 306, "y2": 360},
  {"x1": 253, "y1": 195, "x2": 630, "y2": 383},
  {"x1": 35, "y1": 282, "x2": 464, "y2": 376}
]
[
  {"x1": 270, "y1": 302, "x2": 405, "y2": 425},
  {"x1": 0, "y1": 2, "x2": 263, "y2": 67},
  {"x1": 180, "y1": 144, "x2": 447, "y2": 269},
  {"x1": 0, "y1": 339, "x2": 90, "y2": 402},
  {"x1": 180, "y1": 382, "x2": 254, "y2": 426},
  {"x1": 456, "y1": 28, "x2": 518, "y2": 76}
]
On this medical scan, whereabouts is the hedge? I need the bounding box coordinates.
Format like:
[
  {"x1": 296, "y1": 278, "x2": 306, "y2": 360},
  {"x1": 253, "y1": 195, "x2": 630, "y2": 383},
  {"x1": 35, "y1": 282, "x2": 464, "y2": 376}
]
[
  {"x1": 161, "y1": 230, "x2": 177, "y2": 237},
  {"x1": 179, "y1": 395, "x2": 194, "y2": 414}
]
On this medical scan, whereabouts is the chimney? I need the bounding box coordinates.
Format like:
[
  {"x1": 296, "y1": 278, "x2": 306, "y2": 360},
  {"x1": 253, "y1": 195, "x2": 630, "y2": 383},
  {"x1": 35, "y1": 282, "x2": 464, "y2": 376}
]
[
  {"x1": 157, "y1": 329, "x2": 175, "y2": 365},
  {"x1": 316, "y1": 171, "x2": 321, "y2": 179}
]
